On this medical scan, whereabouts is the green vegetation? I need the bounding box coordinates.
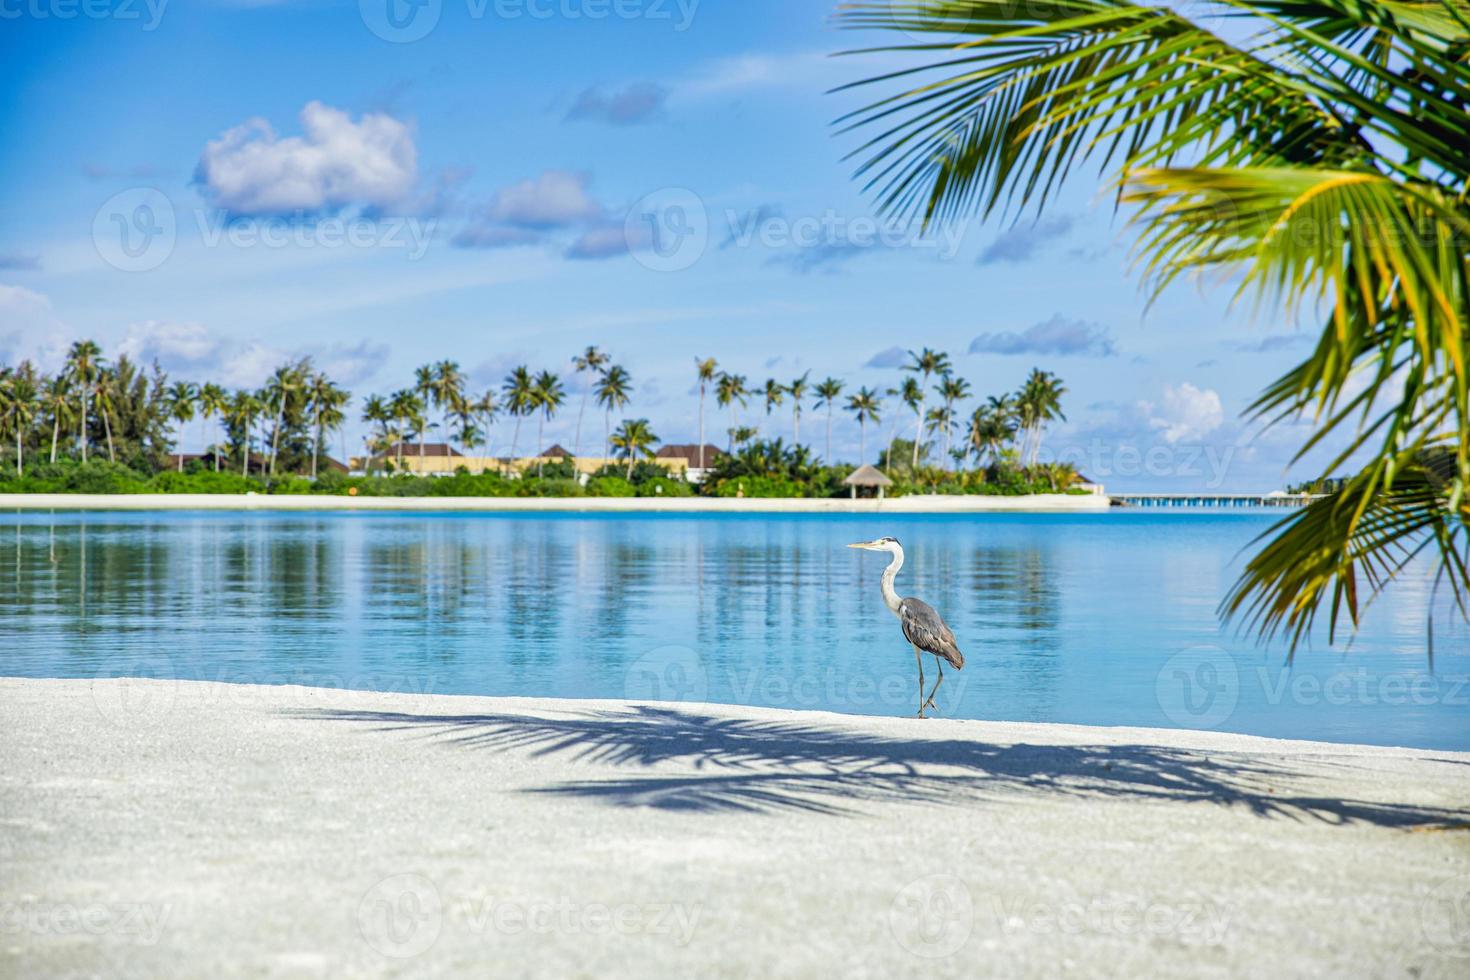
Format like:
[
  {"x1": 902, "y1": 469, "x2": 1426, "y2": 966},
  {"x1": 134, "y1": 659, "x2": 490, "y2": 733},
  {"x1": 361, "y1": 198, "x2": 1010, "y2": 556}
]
[
  {"x1": 837, "y1": 0, "x2": 1470, "y2": 647},
  {"x1": 1, "y1": 339, "x2": 1078, "y2": 499}
]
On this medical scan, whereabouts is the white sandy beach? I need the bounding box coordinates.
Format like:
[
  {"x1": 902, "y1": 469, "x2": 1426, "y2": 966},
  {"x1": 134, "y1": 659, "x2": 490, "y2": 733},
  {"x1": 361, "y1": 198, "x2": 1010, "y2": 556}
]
[
  {"x1": 2, "y1": 678, "x2": 1467, "y2": 978},
  {"x1": 0, "y1": 492, "x2": 1110, "y2": 514}
]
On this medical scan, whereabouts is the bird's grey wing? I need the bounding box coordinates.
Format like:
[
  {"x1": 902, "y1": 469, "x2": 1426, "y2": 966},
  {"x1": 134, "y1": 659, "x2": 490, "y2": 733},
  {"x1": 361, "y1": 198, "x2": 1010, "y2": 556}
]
[{"x1": 899, "y1": 597, "x2": 964, "y2": 669}]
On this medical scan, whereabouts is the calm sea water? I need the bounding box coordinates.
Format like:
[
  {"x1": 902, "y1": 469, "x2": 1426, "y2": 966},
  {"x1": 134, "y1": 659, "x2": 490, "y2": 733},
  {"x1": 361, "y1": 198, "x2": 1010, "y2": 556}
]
[{"x1": 1, "y1": 510, "x2": 1466, "y2": 750}]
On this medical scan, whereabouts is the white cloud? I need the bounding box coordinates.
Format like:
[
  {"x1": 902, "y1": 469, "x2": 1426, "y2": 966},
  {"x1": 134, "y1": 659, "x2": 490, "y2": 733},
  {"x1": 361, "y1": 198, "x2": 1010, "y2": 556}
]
[
  {"x1": 196, "y1": 101, "x2": 417, "y2": 215},
  {"x1": 486, "y1": 170, "x2": 603, "y2": 229},
  {"x1": 1142, "y1": 383, "x2": 1225, "y2": 444},
  {"x1": 0, "y1": 285, "x2": 70, "y2": 370},
  {"x1": 117, "y1": 320, "x2": 224, "y2": 366}
]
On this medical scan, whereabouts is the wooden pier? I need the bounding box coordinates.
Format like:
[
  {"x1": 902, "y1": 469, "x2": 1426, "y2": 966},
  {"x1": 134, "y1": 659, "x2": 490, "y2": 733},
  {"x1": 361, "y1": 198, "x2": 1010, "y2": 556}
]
[{"x1": 1112, "y1": 493, "x2": 1323, "y2": 508}]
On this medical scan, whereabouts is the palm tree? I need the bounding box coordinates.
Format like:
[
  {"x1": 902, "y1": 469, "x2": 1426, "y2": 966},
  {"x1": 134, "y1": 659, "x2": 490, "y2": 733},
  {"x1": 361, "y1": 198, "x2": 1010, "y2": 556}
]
[
  {"x1": 198, "y1": 383, "x2": 228, "y2": 471},
  {"x1": 164, "y1": 381, "x2": 197, "y2": 471},
  {"x1": 65, "y1": 340, "x2": 103, "y2": 463},
  {"x1": 813, "y1": 377, "x2": 844, "y2": 462},
  {"x1": 761, "y1": 378, "x2": 785, "y2": 434},
  {"x1": 361, "y1": 394, "x2": 393, "y2": 472},
  {"x1": 845, "y1": 386, "x2": 881, "y2": 463},
  {"x1": 836, "y1": 0, "x2": 1470, "y2": 645},
  {"x1": 902, "y1": 348, "x2": 949, "y2": 469},
  {"x1": 264, "y1": 362, "x2": 305, "y2": 477},
  {"x1": 471, "y1": 390, "x2": 498, "y2": 465},
  {"x1": 531, "y1": 370, "x2": 565, "y2": 478},
  {"x1": 788, "y1": 371, "x2": 811, "y2": 446},
  {"x1": 306, "y1": 373, "x2": 348, "y2": 479},
  {"x1": 715, "y1": 372, "x2": 748, "y2": 452},
  {"x1": 91, "y1": 372, "x2": 119, "y2": 464},
  {"x1": 388, "y1": 388, "x2": 421, "y2": 472},
  {"x1": 610, "y1": 418, "x2": 659, "y2": 479},
  {"x1": 0, "y1": 370, "x2": 37, "y2": 476},
  {"x1": 969, "y1": 400, "x2": 1016, "y2": 468},
  {"x1": 413, "y1": 364, "x2": 436, "y2": 467},
  {"x1": 41, "y1": 377, "x2": 72, "y2": 464},
  {"x1": 694, "y1": 357, "x2": 718, "y2": 469},
  {"x1": 897, "y1": 375, "x2": 925, "y2": 468},
  {"x1": 1015, "y1": 369, "x2": 1066, "y2": 467},
  {"x1": 227, "y1": 389, "x2": 262, "y2": 476},
  {"x1": 502, "y1": 367, "x2": 536, "y2": 472},
  {"x1": 937, "y1": 375, "x2": 972, "y2": 469},
  {"x1": 594, "y1": 366, "x2": 633, "y2": 462},
  {"x1": 429, "y1": 360, "x2": 464, "y2": 455},
  {"x1": 572, "y1": 346, "x2": 610, "y2": 461}
]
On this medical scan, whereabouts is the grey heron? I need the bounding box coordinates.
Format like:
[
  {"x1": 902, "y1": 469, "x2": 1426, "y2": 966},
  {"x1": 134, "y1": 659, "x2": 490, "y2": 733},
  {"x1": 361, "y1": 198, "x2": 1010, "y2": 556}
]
[{"x1": 848, "y1": 536, "x2": 964, "y2": 718}]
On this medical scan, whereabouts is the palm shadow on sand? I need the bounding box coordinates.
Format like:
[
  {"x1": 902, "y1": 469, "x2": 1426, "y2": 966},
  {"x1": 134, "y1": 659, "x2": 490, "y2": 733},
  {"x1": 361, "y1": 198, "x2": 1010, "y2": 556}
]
[{"x1": 302, "y1": 704, "x2": 1466, "y2": 827}]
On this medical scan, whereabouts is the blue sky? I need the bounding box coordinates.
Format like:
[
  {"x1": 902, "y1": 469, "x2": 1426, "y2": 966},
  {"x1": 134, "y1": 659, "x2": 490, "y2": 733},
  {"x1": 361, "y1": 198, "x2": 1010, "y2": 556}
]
[{"x1": 0, "y1": 0, "x2": 1340, "y2": 490}]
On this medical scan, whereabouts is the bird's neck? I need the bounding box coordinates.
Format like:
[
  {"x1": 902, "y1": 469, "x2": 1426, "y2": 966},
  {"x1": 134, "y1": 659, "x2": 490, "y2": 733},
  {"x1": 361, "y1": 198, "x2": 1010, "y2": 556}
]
[{"x1": 880, "y1": 548, "x2": 903, "y2": 615}]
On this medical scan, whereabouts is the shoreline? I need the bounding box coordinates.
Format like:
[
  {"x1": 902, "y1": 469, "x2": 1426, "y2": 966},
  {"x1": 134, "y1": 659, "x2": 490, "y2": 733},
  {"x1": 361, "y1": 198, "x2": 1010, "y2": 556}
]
[
  {"x1": 0, "y1": 491, "x2": 1112, "y2": 514},
  {"x1": 5, "y1": 678, "x2": 1467, "y2": 977}
]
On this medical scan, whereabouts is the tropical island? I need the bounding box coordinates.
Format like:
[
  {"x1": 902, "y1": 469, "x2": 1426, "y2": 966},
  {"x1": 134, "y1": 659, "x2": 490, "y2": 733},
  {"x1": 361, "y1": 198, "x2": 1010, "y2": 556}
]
[{"x1": 0, "y1": 340, "x2": 1094, "y2": 503}]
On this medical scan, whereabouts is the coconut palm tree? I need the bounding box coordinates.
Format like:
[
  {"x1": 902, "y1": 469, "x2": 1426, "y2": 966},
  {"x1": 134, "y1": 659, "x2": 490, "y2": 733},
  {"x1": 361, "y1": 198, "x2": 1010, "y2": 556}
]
[
  {"x1": 845, "y1": 386, "x2": 881, "y2": 463},
  {"x1": 361, "y1": 394, "x2": 393, "y2": 471},
  {"x1": 41, "y1": 377, "x2": 72, "y2": 464},
  {"x1": 471, "y1": 390, "x2": 498, "y2": 465},
  {"x1": 429, "y1": 360, "x2": 464, "y2": 455},
  {"x1": 263, "y1": 362, "x2": 307, "y2": 477},
  {"x1": 715, "y1": 372, "x2": 748, "y2": 452},
  {"x1": 813, "y1": 377, "x2": 845, "y2": 463},
  {"x1": 227, "y1": 389, "x2": 262, "y2": 476},
  {"x1": 761, "y1": 378, "x2": 785, "y2": 434},
  {"x1": 0, "y1": 370, "x2": 37, "y2": 476},
  {"x1": 901, "y1": 348, "x2": 949, "y2": 469},
  {"x1": 306, "y1": 373, "x2": 348, "y2": 479},
  {"x1": 531, "y1": 370, "x2": 565, "y2": 478},
  {"x1": 572, "y1": 346, "x2": 610, "y2": 461},
  {"x1": 610, "y1": 418, "x2": 659, "y2": 479},
  {"x1": 1015, "y1": 369, "x2": 1066, "y2": 467},
  {"x1": 165, "y1": 381, "x2": 197, "y2": 471},
  {"x1": 937, "y1": 374, "x2": 972, "y2": 469},
  {"x1": 897, "y1": 375, "x2": 925, "y2": 468},
  {"x1": 388, "y1": 388, "x2": 421, "y2": 472},
  {"x1": 412, "y1": 364, "x2": 437, "y2": 467},
  {"x1": 64, "y1": 340, "x2": 103, "y2": 462},
  {"x1": 198, "y1": 383, "x2": 228, "y2": 472},
  {"x1": 502, "y1": 367, "x2": 536, "y2": 472},
  {"x1": 694, "y1": 356, "x2": 718, "y2": 469},
  {"x1": 594, "y1": 366, "x2": 633, "y2": 462},
  {"x1": 91, "y1": 371, "x2": 119, "y2": 464},
  {"x1": 836, "y1": 0, "x2": 1470, "y2": 645},
  {"x1": 969, "y1": 400, "x2": 1016, "y2": 468},
  {"x1": 788, "y1": 371, "x2": 811, "y2": 446}
]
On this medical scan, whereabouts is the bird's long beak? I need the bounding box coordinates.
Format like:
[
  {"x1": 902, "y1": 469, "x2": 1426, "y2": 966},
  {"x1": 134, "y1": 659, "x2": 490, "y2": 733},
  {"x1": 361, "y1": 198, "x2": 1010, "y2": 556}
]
[{"x1": 847, "y1": 540, "x2": 878, "y2": 550}]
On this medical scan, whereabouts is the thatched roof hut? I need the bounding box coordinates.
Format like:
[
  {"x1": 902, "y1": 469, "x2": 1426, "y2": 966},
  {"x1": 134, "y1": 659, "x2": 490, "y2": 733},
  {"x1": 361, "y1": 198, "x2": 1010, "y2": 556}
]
[{"x1": 843, "y1": 463, "x2": 894, "y2": 499}]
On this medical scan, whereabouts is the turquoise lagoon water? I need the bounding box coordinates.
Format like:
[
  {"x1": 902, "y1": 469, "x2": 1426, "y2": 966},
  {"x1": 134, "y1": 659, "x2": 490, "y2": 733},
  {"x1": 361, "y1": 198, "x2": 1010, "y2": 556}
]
[{"x1": 1, "y1": 510, "x2": 1466, "y2": 750}]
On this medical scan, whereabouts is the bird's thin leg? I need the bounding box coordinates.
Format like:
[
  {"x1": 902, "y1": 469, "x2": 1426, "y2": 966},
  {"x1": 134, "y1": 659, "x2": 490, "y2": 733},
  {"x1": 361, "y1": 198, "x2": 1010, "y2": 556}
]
[
  {"x1": 913, "y1": 646, "x2": 926, "y2": 718},
  {"x1": 924, "y1": 658, "x2": 944, "y2": 713}
]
